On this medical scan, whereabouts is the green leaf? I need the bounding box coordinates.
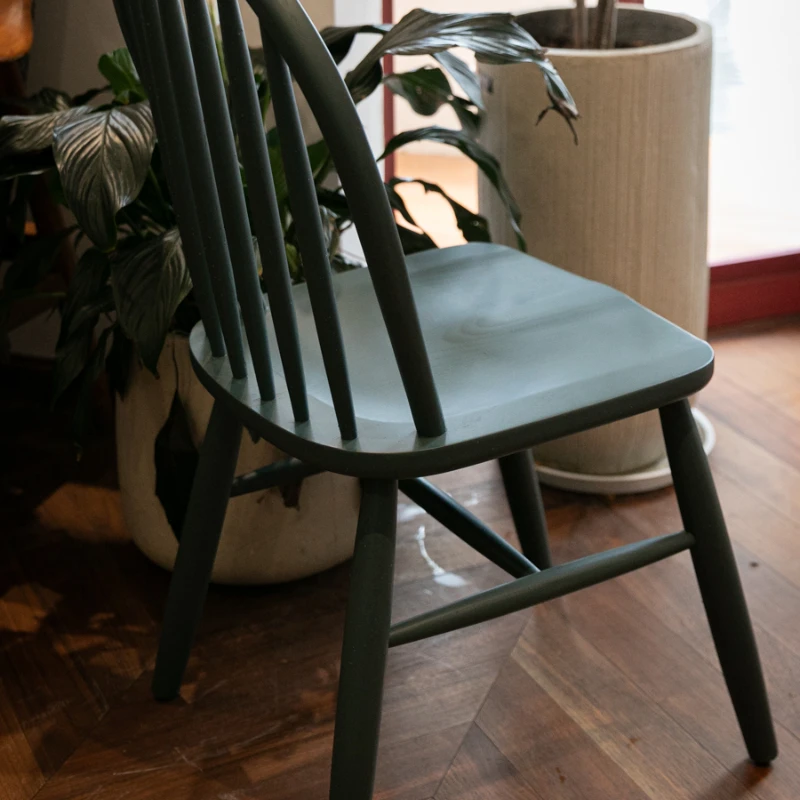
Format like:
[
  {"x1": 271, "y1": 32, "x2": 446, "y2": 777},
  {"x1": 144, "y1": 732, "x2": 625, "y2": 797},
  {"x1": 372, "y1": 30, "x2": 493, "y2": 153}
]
[
  {"x1": 395, "y1": 223, "x2": 437, "y2": 254},
  {"x1": 53, "y1": 322, "x2": 94, "y2": 405},
  {"x1": 59, "y1": 248, "x2": 111, "y2": 343},
  {"x1": 249, "y1": 48, "x2": 272, "y2": 122},
  {"x1": 98, "y1": 48, "x2": 145, "y2": 103},
  {"x1": 348, "y1": 62, "x2": 384, "y2": 105},
  {"x1": 320, "y1": 23, "x2": 391, "y2": 64},
  {"x1": 53, "y1": 248, "x2": 113, "y2": 405},
  {"x1": 316, "y1": 187, "x2": 350, "y2": 219},
  {"x1": 345, "y1": 10, "x2": 577, "y2": 121},
  {"x1": 389, "y1": 178, "x2": 491, "y2": 244},
  {"x1": 53, "y1": 102, "x2": 156, "y2": 251},
  {"x1": 451, "y1": 97, "x2": 482, "y2": 138},
  {"x1": 385, "y1": 181, "x2": 419, "y2": 228},
  {"x1": 26, "y1": 88, "x2": 73, "y2": 113},
  {"x1": 384, "y1": 67, "x2": 452, "y2": 116},
  {"x1": 306, "y1": 140, "x2": 331, "y2": 181},
  {"x1": 384, "y1": 67, "x2": 482, "y2": 136},
  {"x1": 0, "y1": 106, "x2": 91, "y2": 157},
  {"x1": 72, "y1": 86, "x2": 110, "y2": 106},
  {"x1": 284, "y1": 242, "x2": 302, "y2": 282},
  {"x1": 1, "y1": 87, "x2": 71, "y2": 114},
  {"x1": 267, "y1": 131, "x2": 331, "y2": 221},
  {"x1": 432, "y1": 51, "x2": 484, "y2": 110},
  {"x1": 110, "y1": 227, "x2": 192, "y2": 373},
  {"x1": 381, "y1": 126, "x2": 525, "y2": 250}
]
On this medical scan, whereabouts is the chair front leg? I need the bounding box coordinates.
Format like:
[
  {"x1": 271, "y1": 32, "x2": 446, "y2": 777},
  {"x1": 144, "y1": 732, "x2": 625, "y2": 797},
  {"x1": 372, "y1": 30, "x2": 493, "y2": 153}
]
[
  {"x1": 660, "y1": 400, "x2": 777, "y2": 766},
  {"x1": 330, "y1": 479, "x2": 398, "y2": 800},
  {"x1": 152, "y1": 400, "x2": 243, "y2": 702},
  {"x1": 499, "y1": 450, "x2": 553, "y2": 569}
]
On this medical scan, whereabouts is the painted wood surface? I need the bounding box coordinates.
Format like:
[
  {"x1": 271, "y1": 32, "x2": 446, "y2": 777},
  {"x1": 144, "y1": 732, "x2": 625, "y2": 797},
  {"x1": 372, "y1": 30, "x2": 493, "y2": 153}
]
[{"x1": 192, "y1": 243, "x2": 714, "y2": 479}]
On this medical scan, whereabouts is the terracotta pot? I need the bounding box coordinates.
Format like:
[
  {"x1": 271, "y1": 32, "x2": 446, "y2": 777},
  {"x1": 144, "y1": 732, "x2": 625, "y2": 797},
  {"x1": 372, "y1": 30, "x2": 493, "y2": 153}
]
[
  {"x1": 479, "y1": 5, "x2": 712, "y2": 477},
  {"x1": 115, "y1": 334, "x2": 360, "y2": 585}
]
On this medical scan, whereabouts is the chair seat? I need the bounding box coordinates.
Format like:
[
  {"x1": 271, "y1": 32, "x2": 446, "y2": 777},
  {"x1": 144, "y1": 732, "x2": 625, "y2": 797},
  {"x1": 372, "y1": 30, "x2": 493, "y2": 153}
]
[{"x1": 190, "y1": 243, "x2": 714, "y2": 477}]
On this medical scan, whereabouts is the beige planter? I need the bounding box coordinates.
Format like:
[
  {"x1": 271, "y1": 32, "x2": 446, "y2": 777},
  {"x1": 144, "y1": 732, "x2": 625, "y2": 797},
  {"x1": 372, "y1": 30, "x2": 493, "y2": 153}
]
[
  {"x1": 479, "y1": 5, "x2": 712, "y2": 477},
  {"x1": 116, "y1": 334, "x2": 360, "y2": 584}
]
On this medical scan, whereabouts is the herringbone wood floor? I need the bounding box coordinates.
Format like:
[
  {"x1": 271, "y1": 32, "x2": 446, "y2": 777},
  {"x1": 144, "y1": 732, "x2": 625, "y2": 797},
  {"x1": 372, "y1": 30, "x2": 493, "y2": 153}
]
[{"x1": 1, "y1": 320, "x2": 800, "y2": 799}]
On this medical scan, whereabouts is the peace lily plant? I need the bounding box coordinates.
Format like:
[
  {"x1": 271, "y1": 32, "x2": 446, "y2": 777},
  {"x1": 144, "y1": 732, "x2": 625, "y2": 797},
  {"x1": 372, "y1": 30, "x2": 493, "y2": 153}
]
[{"x1": 0, "y1": 8, "x2": 576, "y2": 443}]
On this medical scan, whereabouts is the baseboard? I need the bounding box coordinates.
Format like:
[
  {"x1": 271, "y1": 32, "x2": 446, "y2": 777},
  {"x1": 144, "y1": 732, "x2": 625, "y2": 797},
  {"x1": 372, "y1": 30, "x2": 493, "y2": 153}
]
[{"x1": 708, "y1": 251, "x2": 800, "y2": 329}]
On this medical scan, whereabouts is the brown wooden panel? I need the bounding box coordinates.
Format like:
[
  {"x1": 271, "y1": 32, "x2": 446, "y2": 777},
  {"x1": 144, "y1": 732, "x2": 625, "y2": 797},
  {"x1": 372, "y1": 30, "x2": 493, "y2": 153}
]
[
  {"x1": 477, "y1": 658, "x2": 650, "y2": 800},
  {"x1": 2, "y1": 320, "x2": 800, "y2": 798},
  {"x1": 436, "y1": 725, "x2": 542, "y2": 800}
]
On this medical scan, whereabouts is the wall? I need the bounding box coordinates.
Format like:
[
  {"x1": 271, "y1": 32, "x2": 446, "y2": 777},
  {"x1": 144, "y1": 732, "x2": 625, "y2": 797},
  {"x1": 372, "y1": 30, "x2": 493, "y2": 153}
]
[
  {"x1": 27, "y1": 1, "x2": 339, "y2": 92},
  {"x1": 26, "y1": 0, "x2": 380, "y2": 155}
]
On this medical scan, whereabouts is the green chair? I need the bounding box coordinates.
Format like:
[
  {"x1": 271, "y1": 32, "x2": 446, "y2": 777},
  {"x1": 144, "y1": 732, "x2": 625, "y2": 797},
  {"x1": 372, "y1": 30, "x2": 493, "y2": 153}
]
[{"x1": 112, "y1": 0, "x2": 777, "y2": 796}]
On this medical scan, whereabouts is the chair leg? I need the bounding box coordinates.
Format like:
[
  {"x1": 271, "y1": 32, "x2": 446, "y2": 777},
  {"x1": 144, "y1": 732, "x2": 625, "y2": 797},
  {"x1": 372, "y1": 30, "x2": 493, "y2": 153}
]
[
  {"x1": 330, "y1": 479, "x2": 398, "y2": 800},
  {"x1": 151, "y1": 401, "x2": 242, "y2": 702},
  {"x1": 660, "y1": 400, "x2": 777, "y2": 766},
  {"x1": 499, "y1": 450, "x2": 553, "y2": 569}
]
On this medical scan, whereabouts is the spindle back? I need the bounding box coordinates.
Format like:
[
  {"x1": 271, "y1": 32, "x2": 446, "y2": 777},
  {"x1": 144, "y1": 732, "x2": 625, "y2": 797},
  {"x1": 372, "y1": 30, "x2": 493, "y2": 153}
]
[{"x1": 112, "y1": 0, "x2": 445, "y2": 440}]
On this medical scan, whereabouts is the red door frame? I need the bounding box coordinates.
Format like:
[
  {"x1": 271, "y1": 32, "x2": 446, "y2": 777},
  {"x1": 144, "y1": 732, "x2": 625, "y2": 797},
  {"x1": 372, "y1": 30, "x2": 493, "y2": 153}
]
[
  {"x1": 381, "y1": 0, "x2": 800, "y2": 329},
  {"x1": 381, "y1": 0, "x2": 396, "y2": 179}
]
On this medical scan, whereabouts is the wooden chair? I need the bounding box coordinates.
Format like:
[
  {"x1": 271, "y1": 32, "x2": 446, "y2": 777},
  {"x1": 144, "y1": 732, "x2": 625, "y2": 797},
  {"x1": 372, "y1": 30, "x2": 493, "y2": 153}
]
[{"x1": 112, "y1": 0, "x2": 777, "y2": 796}]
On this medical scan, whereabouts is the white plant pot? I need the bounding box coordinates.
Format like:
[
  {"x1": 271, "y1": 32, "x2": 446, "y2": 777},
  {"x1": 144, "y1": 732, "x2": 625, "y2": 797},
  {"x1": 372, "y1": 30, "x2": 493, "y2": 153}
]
[
  {"x1": 479, "y1": 5, "x2": 712, "y2": 479},
  {"x1": 115, "y1": 334, "x2": 360, "y2": 585}
]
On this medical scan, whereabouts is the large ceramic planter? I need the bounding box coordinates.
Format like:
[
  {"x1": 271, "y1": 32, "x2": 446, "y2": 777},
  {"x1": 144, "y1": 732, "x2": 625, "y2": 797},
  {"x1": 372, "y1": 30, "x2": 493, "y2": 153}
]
[
  {"x1": 116, "y1": 334, "x2": 360, "y2": 584},
  {"x1": 479, "y1": 6, "x2": 712, "y2": 480}
]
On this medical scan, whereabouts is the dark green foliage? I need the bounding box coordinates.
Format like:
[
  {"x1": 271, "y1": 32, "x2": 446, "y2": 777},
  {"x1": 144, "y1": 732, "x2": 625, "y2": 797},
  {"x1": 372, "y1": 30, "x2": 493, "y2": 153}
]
[
  {"x1": 383, "y1": 128, "x2": 525, "y2": 249},
  {"x1": 0, "y1": 8, "x2": 576, "y2": 446}
]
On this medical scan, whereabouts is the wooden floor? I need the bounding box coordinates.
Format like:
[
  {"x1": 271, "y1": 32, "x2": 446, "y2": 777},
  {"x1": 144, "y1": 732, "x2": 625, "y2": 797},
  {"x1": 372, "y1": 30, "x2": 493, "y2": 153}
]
[{"x1": 1, "y1": 319, "x2": 800, "y2": 799}]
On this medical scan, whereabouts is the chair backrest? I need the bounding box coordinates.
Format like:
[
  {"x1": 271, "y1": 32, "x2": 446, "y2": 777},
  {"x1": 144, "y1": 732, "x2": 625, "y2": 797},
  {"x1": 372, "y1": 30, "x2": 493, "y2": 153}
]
[{"x1": 112, "y1": 0, "x2": 445, "y2": 440}]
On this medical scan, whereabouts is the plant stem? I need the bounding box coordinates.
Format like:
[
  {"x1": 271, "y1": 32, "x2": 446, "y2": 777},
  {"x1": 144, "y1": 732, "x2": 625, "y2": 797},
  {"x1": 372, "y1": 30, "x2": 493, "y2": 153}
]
[
  {"x1": 574, "y1": 0, "x2": 588, "y2": 49},
  {"x1": 120, "y1": 209, "x2": 145, "y2": 238},
  {"x1": 594, "y1": 0, "x2": 618, "y2": 49}
]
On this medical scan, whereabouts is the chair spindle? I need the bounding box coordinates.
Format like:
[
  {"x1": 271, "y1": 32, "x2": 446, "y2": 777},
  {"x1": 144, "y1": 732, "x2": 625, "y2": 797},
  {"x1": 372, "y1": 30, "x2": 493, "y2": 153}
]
[
  {"x1": 249, "y1": 0, "x2": 445, "y2": 437},
  {"x1": 115, "y1": 0, "x2": 226, "y2": 359},
  {"x1": 261, "y1": 24, "x2": 357, "y2": 440},
  {"x1": 182, "y1": 0, "x2": 275, "y2": 400},
  {"x1": 217, "y1": 0, "x2": 310, "y2": 422},
  {"x1": 147, "y1": 0, "x2": 248, "y2": 378}
]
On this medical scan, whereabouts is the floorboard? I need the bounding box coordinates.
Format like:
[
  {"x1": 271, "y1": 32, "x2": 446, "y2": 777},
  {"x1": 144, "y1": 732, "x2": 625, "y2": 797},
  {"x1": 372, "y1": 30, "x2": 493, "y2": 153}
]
[{"x1": 0, "y1": 320, "x2": 799, "y2": 798}]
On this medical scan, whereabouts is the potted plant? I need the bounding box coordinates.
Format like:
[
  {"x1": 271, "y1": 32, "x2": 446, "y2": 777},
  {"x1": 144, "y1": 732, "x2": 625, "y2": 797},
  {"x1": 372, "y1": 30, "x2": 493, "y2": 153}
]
[
  {"x1": 0, "y1": 8, "x2": 575, "y2": 582},
  {"x1": 479, "y1": 2, "x2": 713, "y2": 491}
]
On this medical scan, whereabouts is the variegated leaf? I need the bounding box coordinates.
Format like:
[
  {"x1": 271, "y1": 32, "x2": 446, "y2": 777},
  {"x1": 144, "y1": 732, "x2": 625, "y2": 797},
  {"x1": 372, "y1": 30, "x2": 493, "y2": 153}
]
[
  {"x1": 53, "y1": 102, "x2": 156, "y2": 251},
  {"x1": 0, "y1": 106, "x2": 91, "y2": 158},
  {"x1": 345, "y1": 9, "x2": 577, "y2": 120},
  {"x1": 110, "y1": 228, "x2": 192, "y2": 373}
]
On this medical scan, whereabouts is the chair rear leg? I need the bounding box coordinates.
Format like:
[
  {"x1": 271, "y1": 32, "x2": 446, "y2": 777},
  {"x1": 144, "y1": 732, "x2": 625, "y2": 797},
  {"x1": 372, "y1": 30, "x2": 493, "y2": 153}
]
[
  {"x1": 152, "y1": 401, "x2": 242, "y2": 701},
  {"x1": 660, "y1": 400, "x2": 777, "y2": 765},
  {"x1": 499, "y1": 450, "x2": 553, "y2": 569},
  {"x1": 330, "y1": 479, "x2": 397, "y2": 800}
]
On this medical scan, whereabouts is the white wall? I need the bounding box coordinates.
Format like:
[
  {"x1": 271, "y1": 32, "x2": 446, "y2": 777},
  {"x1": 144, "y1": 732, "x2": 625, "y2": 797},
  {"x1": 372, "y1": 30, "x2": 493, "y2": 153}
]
[
  {"x1": 27, "y1": 1, "x2": 124, "y2": 95},
  {"x1": 26, "y1": 0, "x2": 382, "y2": 154},
  {"x1": 28, "y1": 1, "x2": 340, "y2": 92}
]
